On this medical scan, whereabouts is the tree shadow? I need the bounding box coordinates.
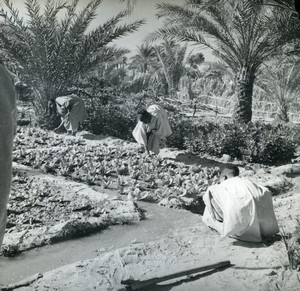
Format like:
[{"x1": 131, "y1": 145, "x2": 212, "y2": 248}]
[
  {"x1": 231, "y1": 234, "x2": 282, "y2": 248},
  {"x1": 79, "y1": 133, "x2": 106, "y2": 140},
  {"x1": 175, "y1": 153, "x2": 224, "y2": 168}
]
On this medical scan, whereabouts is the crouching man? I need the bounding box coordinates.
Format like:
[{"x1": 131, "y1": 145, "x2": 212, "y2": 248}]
[
  {"x1": 202, "y1": 165, "x2": 279, "y2": 242},
  {"x1": 0, "y1": 63, "x2": 17, "y2": 248},
  {"x1": 48, "y1": 95, "x2": 87, "y2": 135},
  {"x1": 132, "y1": 104, "x2": 172, "y2": 155}
]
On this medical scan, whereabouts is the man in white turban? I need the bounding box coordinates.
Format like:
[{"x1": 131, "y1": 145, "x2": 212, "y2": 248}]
[
  {"x1": 132, "y1": 104, "x2": 172, "y2": 155},
  {"x1": 202, "y1": 165, "x2": 279, "y2": 242}
]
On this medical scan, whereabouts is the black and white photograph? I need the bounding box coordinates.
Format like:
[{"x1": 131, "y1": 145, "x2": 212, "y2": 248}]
[{"x1": 1, "y1": 0, "x2": 300, "y2": 290}]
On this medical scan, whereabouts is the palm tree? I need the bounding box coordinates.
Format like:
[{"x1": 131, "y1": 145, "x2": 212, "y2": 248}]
[
  {"x1": 0, "y1": 0, "x2": 144, "y2": 124},
  {"x1": 154, "y1": 40, "x2": 188, "y2": 97},
  {"x1": 129, "y1": 43, "x2": 156, "y2": 73},
  {"x1": 256, "y1": 57, "x2": 300, "y2": 122},
  {"x1": 126, "y1": 41, "x2": 189, "y2": 96},
  {"x1": 119, "y1": 0, "x2": 137, "y2": 12},
  {"x1": 125, "y1": 43, "x2": 162, "y2": 94},
  {"x1": 148, "y1": 0, "x2": 300, "y2": 122}
]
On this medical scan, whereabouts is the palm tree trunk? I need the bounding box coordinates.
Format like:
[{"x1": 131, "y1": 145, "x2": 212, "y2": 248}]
[
  {"x1": 274, "y1": 101, "x2": 289, "y2": 123},
  {"x1": 233, "y1": 67, "x2": 255, "y2": 123}
]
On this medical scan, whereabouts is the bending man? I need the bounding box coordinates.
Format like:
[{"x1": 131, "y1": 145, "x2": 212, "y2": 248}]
[
  {"x1": 0, "y1": 63, "x2": 17, "y2": 248},
  {"x1": 49, "y1": 95, "x2": 87, "y2": 135},
  {"x1": 132, "y1": 104, "x2": 172, "y2": 155},
  {"x1": 202, "y1": 165, "x2": 279, "y2": 242}
]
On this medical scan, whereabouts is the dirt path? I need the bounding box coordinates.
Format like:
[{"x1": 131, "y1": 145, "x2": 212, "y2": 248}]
[{"x1": 8, "y1": 207, "x2": 298, "y2": 291}]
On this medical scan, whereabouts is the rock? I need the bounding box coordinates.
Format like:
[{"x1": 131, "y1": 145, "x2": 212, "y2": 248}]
[
  {"x1": 265, "y1": 270, "x2": 277, "y2": 276},
  {"x1": 159, "y1": 148, "x2": 185, "y2": 160},
  {"x1": 244, "y1": 165, "x2": 254, "y2": 171},
  {"x1": 220, "y1": 154, "x2": 232, "y2": 163},
  {"x1": 77, "y1": 131, "x2": 96, "y2": 140}
]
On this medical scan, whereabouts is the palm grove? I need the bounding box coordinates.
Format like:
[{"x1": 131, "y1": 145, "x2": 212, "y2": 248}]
[{"x1": 1, "y1": 0, "x2": 300, "y2": 163}]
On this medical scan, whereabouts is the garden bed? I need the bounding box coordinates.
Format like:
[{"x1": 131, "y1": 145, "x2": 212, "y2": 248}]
[
  {"x1": 13, "y1": 128, "x2": 221, "y2": 210},
  {"x1": 2, "y1": 164, "x2": 141, "y2": 256}
]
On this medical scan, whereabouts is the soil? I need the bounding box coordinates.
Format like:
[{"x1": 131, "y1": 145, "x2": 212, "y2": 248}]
[{"x1": 1, "y1": 129, "x2": 300, "y2": 291}]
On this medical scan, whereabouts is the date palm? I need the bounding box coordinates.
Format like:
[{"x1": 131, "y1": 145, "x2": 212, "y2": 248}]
[
  {"x1": 127, "y1": 41, "x2": 189, "y2": 96},
  {"x1": 154, "y1": 40, "x2": 188, "y2": 97},
  {"x1": 129, "y1": 43, "x2": 156, "y2": 73},
  {"x1": 119, "y1": 0, "x2": 137, "y2": 12},
  {"x1": 0, "y1": 0, "x2": 144, "y2": 124},
  {"x1": 257, "y1": 57, "x2": 300, "y2": 122},
  {"x1": 148, "y1": 0, "x2": 300, "y2": 122}
]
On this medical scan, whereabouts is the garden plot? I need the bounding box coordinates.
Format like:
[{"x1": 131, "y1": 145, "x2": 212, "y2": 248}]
[
  {"x1": 2, "y1": 164, "x2": 141, "y2": 256},
  {"x1": 4, "y1": 127, "x2": 221, "y2": 257},
  {"x1": 13, "y1": 128, "x2": 221, "y2": 211}
]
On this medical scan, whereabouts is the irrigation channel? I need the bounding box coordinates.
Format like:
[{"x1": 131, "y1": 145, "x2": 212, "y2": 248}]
[{"x1": 0, "y1": 201, "x2": 201, "y2": 285}]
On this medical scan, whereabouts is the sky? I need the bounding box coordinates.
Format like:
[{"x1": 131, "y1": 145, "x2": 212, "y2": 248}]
[{"x1": 6, "y1": 0, "x2": 215, "y2": 61}]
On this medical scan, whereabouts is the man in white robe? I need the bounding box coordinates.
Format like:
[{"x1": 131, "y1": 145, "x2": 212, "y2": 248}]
[
  {"x1": 132, "y1": 104, "x2": 172, "y2": 154},
  {"x1": 0, "y1": 63, "x2": 17, "y2": 248},
  {"x1": 49, "y1": 95, "x2": 87, "y2": 135},
  {"x1": 202, "y1": 165, "x2": 279, "y2": 242}
]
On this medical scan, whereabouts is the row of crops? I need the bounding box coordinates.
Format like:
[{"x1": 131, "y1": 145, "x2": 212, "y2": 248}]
[{"x1": 13, "y1": 127, "x2": 220, "y2": 207}]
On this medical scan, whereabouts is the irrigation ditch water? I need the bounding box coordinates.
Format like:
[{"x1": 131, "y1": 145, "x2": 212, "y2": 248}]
[{"x1": 0, "y1": 201, "x2": 201, "y2": 285}]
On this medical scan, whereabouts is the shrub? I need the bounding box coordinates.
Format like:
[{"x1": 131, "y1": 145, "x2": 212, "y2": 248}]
[
  {"x1": 83, "y1": 92, "x2": 184, "y2": 141},
  {"x1": 83, "y1": 96, "x2": 137, "y2": 140},
  {"x1": 242, "y1": 123, "x2": 297, "y2": 164},
  {"x1": 179, "y1": 119, "x2": 296, "y2": 165},
  {"x1": 166, "y1": 117, "x2": 194, "y2": 149}
]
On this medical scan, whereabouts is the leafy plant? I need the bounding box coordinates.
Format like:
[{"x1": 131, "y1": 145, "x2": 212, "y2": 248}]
[
  {"x1": 182, "y1": 120, "x2": 297, "y2": 165},
  {"x1": 13, "y1": 127, "x2": 221, "y2": 205},
  {"x1": 82, "y1": 95, "x2": 137, "y2": 140}
]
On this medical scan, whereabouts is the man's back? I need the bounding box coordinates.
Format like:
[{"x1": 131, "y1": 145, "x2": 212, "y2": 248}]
[{"x1": 203, "y1": 177, "x2": 279, "y2": 242}]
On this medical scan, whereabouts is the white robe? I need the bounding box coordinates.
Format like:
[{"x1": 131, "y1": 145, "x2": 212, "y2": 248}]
[
  {"x1": 132, "y1": 105, "x2": 172, "y2": 154},
  {"x1": 202, "y1": 177, "x2": 279, "y2": 242},
  {"x1": 55, "y1": 95, "x2": 87, "y2": 133}
]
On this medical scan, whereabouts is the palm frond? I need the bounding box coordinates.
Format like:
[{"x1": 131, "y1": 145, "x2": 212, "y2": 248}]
[{"x1": 0, "y1": 0, "x2": 144, "y2": 110}]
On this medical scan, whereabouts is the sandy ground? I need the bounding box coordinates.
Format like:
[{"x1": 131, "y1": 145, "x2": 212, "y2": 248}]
[
  {"x1": 1, "y1": 132, "x2": 300, "y2": 291},
  {"x1": 8, "y1": 191, "x2": 300, "y2": 291}
]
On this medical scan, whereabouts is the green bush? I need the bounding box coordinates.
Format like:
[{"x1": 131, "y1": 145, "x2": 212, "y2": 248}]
[
  {"x1": 166, "y1": 117, "x2": 194, "y2": 149},
  {"x1": 82, "y1": 90, "x2": 161, "y2": 140},
  {"x1": 83, "y1": 97, "x2": 137, "y2": 140},
  {"x1": 241, "y1": 123, "x2": 297, "y2": 164},
  {"x1": 169, "y1": 118, "x2": 297, "y2": 165}
]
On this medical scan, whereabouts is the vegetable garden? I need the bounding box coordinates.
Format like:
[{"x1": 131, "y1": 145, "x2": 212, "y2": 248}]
[{"x1": 1, "y1": 0, "x2": 300, "y2": 289}]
